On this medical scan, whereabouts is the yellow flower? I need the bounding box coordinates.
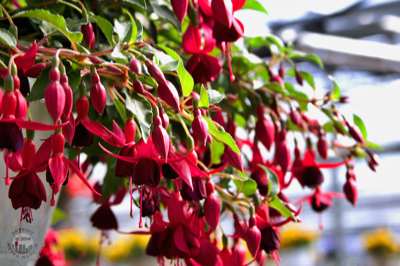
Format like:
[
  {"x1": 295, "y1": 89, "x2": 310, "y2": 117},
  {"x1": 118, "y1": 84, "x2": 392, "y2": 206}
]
[
  {"x1": 362, "y1": 228, "x2": 398, "y2": 256},
  {"x1": 280, "y1": 225, "x2": 319, "y2": 250}
]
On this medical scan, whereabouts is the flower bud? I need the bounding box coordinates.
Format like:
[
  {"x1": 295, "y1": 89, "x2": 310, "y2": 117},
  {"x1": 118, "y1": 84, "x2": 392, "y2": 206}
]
[
  {"x1": 158, "y1": 80, "x2": 180, "y2": 111},
  {"x1": 152, "y1": 115, "x2": 170, "y2": 159},
  {"x1": 289, "y1": 108, "x2": 303, "y2": 127},
  {"x1": 244, "y1": 220, "x2": 261, "y2": 257},
  {"x1": 273, "y1": 130, "x2": 291, "y2": 173},
  {"x1": 172, "y1": 0, "x2": 189, "y2": 22},
  {"x1": 255, "y1": 106, "x2": 275, "y2": 150},
  {"x1": 14, "y1": 89, "x2": 28, "y2": 119},
  {"x1": 344, "y1": 119, "x2": 364, "y2": 143},
  {"x1": 192, "y1": 109, "x2": 210, "y2": 148},
  {"x1": 76, "y1": 96, "x2": 89, "y2": 119},
  {"x1": 343, "y1": 178, "x2": 358, "y2": 206},
  {"x1": 1, "y1": 91, "x2": 17, "y2": 117},
  {"x1": 317, "y1": 134, "x2": 328, "y2": 160},
  {"x1": 60, "y1": 73, "x2": 73, "y2": 119},
  {"x1": 81, "y1": 23, "x2": 96, "y2": 49},
  {"x1": 295, "y1": 69, "x2": 304, "y2": 86},
  {"x1": 90, "y1": 70, "x2": 107, "y2": 114},
  {"x1": 45, "y1": 68, "x2": 65, "y2": 122},
  {"x1": 212, "y1": 0, "x2": 234, "y2": 27},
  {"x1": 129, "y1": 58, "x2": 142, "y2": 75},
  {"x1": 204, "y1": 192, "x2": 221, "y2": 231}
]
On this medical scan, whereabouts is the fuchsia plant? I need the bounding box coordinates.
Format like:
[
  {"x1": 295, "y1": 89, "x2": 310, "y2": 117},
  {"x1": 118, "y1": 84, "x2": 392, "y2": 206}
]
[{"x1": 0, "y1": 0, "x2": 379, "y2": 265}]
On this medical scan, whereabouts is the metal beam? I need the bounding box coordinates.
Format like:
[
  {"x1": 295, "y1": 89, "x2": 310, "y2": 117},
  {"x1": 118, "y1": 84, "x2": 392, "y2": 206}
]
[{"x1": 287, "y1": 31, "x2": 400, "y2": 72}]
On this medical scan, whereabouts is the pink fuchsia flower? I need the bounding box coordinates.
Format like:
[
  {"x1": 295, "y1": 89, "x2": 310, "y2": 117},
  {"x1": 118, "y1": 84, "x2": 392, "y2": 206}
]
[
  {"x1": 191, "y1": 109, "x2": 210, "y2": 148},
  {"x1": 90, "y1": 69, "x2": 107, "y2": 115},
  {"x1": 212, "y1": 0, "x2": 234, "y2": 27},
  {"x1": 292, "y1": 148, "x2": 347, "y2": 189},
  {"x1": 213, "y1": 17, "x2": 244, "y2": 43},
  {"x1": 183, "y1": 23, "x2": 216, "y2": 54},
  {"x1": 8, "y1": 171, "x2": 47, "y2": 210},
  {"x1": 186, "y1": 54, "x2": 222, "y2": 84},
  {"x1": 14, "y1": 41, "x2": 38, "y2": 75}
]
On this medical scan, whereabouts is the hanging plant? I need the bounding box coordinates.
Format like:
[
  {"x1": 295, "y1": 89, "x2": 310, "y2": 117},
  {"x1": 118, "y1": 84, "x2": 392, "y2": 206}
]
[{"x1": 0, "y1": 0, "x2": 379, "y2": 265}]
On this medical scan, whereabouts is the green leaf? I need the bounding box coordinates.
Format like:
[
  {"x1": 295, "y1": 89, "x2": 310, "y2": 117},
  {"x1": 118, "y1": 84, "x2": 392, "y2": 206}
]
[
  {"x1": 123, "y1": 0, "x2": 146, "y2": 9},
  {"x1": 198, "y1": 85, "x2": 209, "y2": 108},
  {"x1": 243, "y1": 0, "x2": 268, "y2": 14},
  {"x1": 51, "y1": 208, "x2": 67, "y2": 225},
  {"x1": 28, "y1": 67, "x2": 50, "y2": 101},
  {"x1": 330, "y1": 77, "x2": 341, "y2": 101},
  {"x1": 0, "y1": 29, "x2": 16, "y2": 48},
  {"x1": 265, "y1": 35, "x2": 284, "y2": 51},
  {"x1": 15, "y1": 9, "x2": 83, "y2": 43},
  {"x1": 233, "y1": 178, "x2": 258, "y2": 197},
  {"x1": 125, "y1": 92, "x2": 153, "y2": 141},
  {"x1": 204, "y1": 117, "x2": 240, "y2": 154},
  {"x1": 289, "y1": 52, "x2": 324, "y2": 68},
  {"x1": 150, "y1": 1, "x2": 181, "y2": 29},
  {"x1": 284, "y1": 82, "x2": 309, "y2": 111},
  {"x1": 208, "y1": 89, "x2": 225, "y2": 104},
  {"x1": 123, "y1": 9, "x2": 138, "y2": 43},
  {"x1": 269, "y1": 196, "x2": 295, "y2": 219},
  {"x1": 114, "y1": 19, "x2": 133, "y2": 43},
  {"x1": 159, "y1": 45, "x2": 194, "y2": 96},
  {"x1": 300, "y1": 71, "x2": 316, "y2": 90},
  {"x1": 113, "y1": 96, "x2": 127, "y2": 122},
  {"x1": 210, "y1": 139, "x2": 225, "y2": 165},
  {"x1": 353, "y1": 114, "x2": 368, "y2": 140},
  {"x1": 92, "y1": 15, "x2": 115, "y2": 46},
  {"x1": 365, "y1": 141, "x2": 383, "y2": 151}
]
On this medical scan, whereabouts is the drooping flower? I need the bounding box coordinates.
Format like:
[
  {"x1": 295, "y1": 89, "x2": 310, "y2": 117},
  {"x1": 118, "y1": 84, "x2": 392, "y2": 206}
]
[
  {"x1": 8, "y1": 171, "x2": 47, "y2": 210},
  {"x1": 90, "y1": 204, "x2": 118, "y2": 230},
  {"x1": 81, "y1": 22, "x2": 96, "y2": 49},
  {"x1": 212, "y1": 0, "x2": 234, "y2": 27},
  {"x1": 186, "y1": 54, "x2": 222, "y2": 84},
  {"x1": 255, "y1": 105, "x2": 275, "y2": 150},
  {"x1": 90, "y1": 69, "x2": 107, "y2": 114},
  {"x1": 183, "y1": 23, "x2": 216, "y2": 54},
  {"x1": 45, "y1": 67, "x2": 65, "y2": 122},
  {"x1": 192, "y1": 109, "x2": 210, "y2": 148}
]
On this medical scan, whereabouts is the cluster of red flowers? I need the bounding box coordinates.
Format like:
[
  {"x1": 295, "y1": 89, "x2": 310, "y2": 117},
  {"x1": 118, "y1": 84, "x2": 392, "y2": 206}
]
[{"x1": 0, "y1": 1, "x2": 379, "y2": 266}]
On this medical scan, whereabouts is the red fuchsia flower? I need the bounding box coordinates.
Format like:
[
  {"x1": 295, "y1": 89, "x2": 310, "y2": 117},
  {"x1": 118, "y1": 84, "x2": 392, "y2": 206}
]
[
  {"x1": 199, "y1": 0, "x2": 213, "y2": 16},
  {"x1": 172, "y1": 0, "x2": 189, "y2": 22},
  {"x1": 90, "y1": 69, "x2": 107, "y2": 114},
  {"x1": 45, "y1": 67, "x2": 66, "y2": 122},
  {"x1": 292, "y1": 148, "x2": 347, "y2": 189},
  {"x1": 0, "y1": 121, "x2": 23, "y2": 152},
  {"x1": 14, "y1": 88, "x2": 28, "y2": 119},
  {"x1": 212, "y1": 0, "x2": 234, "y2": 27},
  {"x1": 90, "y1": 204, "x2": 119, "y2": 230},
  {"x1": 273, "y1": 129, "x2": 291, "y2": 173},
  {"x1": 81, "y1": 22, "x2": 96, "y2": 49},
  {"x1": 35, "y1": 229, "x2": 66, "y2": 266},
  {"x1": 192, "y1": 108, "x2": 211, "y2": 148},
  {"x1": 254, "y1": 206, "x2": 281, "y2": 261},
  {"x1": 232, "y1": 0, "x2": 246, "y2": 10},
  {"x1": 181, "y1": 178, "x2": 207, "y2": 201},
  {"x1": 255, "y1": 105, "x2": 275, "y2": 150},
  {"x1": 307, "y1": 187, "x2": 343, "y2": 213},
  {"x1": 183, "y1": 23, "x2": 216, "y2": 54},
  {"x1": 366, "y1": 149, "x2": 379, "y2": 172},
  {"x1": 14, "y1": 41, "x2": 38, "y2": 75},
  {"x1": 152, "y1": 113, "x2": 170, "y2": 160},
  {"x1": 343, "y1": 118, "x2": 364, "y2": 143},
  {"x1": 186, "y1": 54, "x2": 222, "y2": 84},
  {"x1": 213, "y1": 17, "x2": 244, "y2": 43},
  {"x1": 8, "y1": 171, "x2": 47, "y2": 210},
  {"x1": 25, "y1": 62, "x2": 48, "y2": 78}
]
